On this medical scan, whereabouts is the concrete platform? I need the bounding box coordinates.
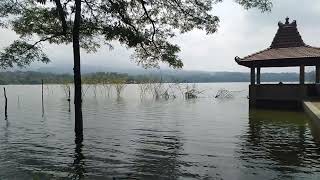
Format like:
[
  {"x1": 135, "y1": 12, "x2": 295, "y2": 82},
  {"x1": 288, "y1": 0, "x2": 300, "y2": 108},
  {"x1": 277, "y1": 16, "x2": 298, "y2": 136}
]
[{"x1": 303, "y1": 101, "x2": 320, "y2": 126}]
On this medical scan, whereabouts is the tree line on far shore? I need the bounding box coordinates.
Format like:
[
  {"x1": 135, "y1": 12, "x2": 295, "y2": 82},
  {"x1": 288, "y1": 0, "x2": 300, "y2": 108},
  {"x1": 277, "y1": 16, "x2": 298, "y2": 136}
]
[
  {"x1": 0, "y1": 71, "x2": 317, "y2": 85},
  {"x1": 0, "y1": 71, "x2": 315, "y2": 85},
  {"x1": 0, "y1": 71, "x2": 160, "y2": 85}
]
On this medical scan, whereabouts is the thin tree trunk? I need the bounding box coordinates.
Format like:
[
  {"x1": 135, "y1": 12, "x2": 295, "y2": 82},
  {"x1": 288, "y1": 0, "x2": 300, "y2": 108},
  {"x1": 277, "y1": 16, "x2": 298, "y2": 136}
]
[{"x1": 73, "y1": 0, "x2": 83, "y2": 138}]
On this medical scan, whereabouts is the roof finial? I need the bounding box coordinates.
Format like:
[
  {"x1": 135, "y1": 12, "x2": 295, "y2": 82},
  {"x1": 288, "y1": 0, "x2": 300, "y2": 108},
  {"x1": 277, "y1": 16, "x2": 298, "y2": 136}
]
[{"x1": 285, "y1": 17, "x2": 289, "y2": 24}]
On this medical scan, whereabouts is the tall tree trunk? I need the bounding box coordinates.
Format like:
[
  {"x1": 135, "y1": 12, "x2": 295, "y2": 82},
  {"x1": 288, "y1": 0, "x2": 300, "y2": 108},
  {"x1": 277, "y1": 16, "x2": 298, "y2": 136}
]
[{"x1": 73, "y1": 0, "x2": 83, "y2": 138}]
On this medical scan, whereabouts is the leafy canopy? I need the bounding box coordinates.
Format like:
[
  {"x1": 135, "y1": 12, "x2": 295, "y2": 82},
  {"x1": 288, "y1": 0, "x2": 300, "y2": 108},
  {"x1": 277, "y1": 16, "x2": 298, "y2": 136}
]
[{"x1": 0, "y1": 0, "x2": 272, "y2": 69}]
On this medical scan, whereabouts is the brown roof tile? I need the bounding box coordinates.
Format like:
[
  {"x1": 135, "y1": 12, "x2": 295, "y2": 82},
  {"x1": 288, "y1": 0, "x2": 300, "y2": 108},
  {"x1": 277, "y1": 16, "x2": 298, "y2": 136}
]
[
  {"x1": 270, "y1": 18, "x2": 305, "y2": 48},
  {"x1": 236, "y1": 18, "x2": 320, "y2": 67},
  {"x1": 242, "y1": 46, "x2": 320, "y2": 61}
]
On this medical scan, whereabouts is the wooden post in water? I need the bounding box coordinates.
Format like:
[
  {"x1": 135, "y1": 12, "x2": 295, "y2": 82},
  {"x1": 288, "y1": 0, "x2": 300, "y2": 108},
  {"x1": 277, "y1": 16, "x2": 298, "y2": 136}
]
[
  {"x1": 68, "y1": 86, "x2": 71, "y2": 112},
  {"x1": 68, "y1": 86, "x2": 71, "y2": 101},
  {"x1": 42, "y1": 80, "x2": 44, "y2": 102},
  {"x1": 42, "y1": 80, "x2": 44, "y2": 116},
  {"x1": 3, "y1": 87, "x2": 7, "y2": 119}
]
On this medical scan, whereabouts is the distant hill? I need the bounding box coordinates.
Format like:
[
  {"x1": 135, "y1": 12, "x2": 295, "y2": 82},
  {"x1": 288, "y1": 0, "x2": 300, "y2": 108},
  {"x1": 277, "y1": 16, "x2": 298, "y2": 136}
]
[
  {"x1": 29, "y1": 64, "x2": 312, "y2": 82},
  {"x1": 34, "y1": 64, "x2": 145, "y2": 75},
  {"x1": 0, "y1": 69, "x2": 315, "y2": 84},
  {"x1": 131, "y1": 71, "x2": 311, "y2": 83}
]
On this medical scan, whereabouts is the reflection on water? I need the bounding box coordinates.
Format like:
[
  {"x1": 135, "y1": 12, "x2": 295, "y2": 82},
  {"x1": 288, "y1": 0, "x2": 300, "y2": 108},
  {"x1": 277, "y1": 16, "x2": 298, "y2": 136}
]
[
  {"x1": 238, "y1": 109, "x2": 320, "y2": 179},
  {"x1": 0, "y1": 84, "x2": 320, "y2": 179},
  {"x1": 69, "y1": 137, "x2": 85, "y2": 180},
  {"x1": 130, "y1": 129, "x2": 183, "y2": 179}
]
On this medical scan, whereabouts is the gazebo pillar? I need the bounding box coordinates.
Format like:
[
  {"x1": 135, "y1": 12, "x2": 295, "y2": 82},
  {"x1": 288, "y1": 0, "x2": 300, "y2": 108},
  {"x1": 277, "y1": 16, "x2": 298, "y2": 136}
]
[
  {"x1": 316, "y1": 65, "x2": 320, "y2": 83},
  {"x1": 300, "y1": 65, "x2": 305, "y2": 84},
  {"x1": 250, "y1": 67, "x2": 255, "y2": 85},
  {"x1": 257, "y1": 67, "x2": 261, "y2": 85}
]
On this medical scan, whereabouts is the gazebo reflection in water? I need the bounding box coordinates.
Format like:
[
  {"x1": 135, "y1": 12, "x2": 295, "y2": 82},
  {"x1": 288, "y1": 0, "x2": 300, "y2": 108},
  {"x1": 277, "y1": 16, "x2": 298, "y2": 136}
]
[
  {"x1": 236, "y1": 18, "x2": 320, "y2": 109},
  {"x1": 236, "y1": 109, "x2": 320, "y2": 178}
]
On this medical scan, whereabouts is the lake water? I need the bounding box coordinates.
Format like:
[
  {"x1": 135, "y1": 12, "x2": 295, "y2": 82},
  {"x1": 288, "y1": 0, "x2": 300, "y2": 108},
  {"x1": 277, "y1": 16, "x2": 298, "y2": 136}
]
[{"x1": 0, "y1": 83, "x2": 320, "y2": 180}]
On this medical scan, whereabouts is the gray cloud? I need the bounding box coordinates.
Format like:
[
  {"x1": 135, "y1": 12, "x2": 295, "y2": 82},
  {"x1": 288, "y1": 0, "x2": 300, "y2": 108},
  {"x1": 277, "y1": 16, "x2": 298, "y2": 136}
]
[
  {"x1": 0, "y1": 0, "x2": 319, "y2": 73},
  {"x1": 174, "y1": 0, "x2": 320, "y2": 72}
]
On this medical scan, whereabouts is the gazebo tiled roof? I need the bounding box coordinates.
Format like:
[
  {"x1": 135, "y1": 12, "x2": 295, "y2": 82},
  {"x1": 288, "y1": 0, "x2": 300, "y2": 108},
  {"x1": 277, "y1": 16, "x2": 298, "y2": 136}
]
[{"x1": 235, "y1": 18, "x2": 320, "y2": 67}]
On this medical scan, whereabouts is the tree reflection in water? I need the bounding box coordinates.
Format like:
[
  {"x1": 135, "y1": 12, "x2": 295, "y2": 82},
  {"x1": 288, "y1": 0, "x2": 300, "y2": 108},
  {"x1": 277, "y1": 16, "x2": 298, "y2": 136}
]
[
  {"x1": 69, "y1": 135, "x2": 86, "y2": 180},
  {"x1": 128, "y1": 128, "x2": 186, "y2": 179},
  {"x1": 238, "y1": 109, "x2": 320, "y2": 179}
]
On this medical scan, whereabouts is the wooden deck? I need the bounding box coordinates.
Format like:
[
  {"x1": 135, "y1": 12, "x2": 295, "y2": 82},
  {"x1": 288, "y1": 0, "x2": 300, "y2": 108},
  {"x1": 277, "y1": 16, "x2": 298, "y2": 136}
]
[{"x1": 303, "y1": 101, "x2": 320, "y2": 126}]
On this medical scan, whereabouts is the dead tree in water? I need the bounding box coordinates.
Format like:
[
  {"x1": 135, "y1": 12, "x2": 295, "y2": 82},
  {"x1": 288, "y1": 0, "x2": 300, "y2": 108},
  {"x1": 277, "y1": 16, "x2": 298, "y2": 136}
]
[
  {"x1": 101, "y1": 80, "x2": 112, "y2": 97},
  {"x1": 138, "y1": 82, "x2": 151, "y2": 98},
  {"x1": 151, "y1": 83, "x2": 163, "y2": 100},
  {"x1": 61, "y1": 82, "x2": 72, "y2": 112},
  {"x1": 184, "y1": 84, "x2": 204, "y2": 99},
  {"x1": 148, "y1": 77, "x2": 180, "y2": 100},
  {"x1": 61, "y1": 82, "x2": 72, "y2": 101},
  {"x1": 215, "y1": 89, "x2": 233, "y2": 99},
  {"x1": 112, "y1": 79, "x2": 127, "y2": 98},
  {"x1": 3, "y1": 87, "x2": 7, "y2": 119}
]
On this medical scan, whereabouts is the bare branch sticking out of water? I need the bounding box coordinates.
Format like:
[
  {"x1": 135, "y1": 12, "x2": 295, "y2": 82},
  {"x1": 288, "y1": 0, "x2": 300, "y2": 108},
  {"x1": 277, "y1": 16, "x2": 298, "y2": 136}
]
[
  {"x1": 183, "y1": 84, "x2": 204, "y2": 99},
  {"x1": 112, "y1": 79, "x2": 127, "y2": 98},
  {"x1": 215, "y1": 89, "x2": 234, "y2": 99},
  {"x1": 61, "y1": 82, "x2": 72, "y2": 101},
  {"x1": 101, "y1": 82, "x2": 112, "y2": 97},
  {"x1": 138, "y1": 82, "x2": 151, "y2": 98}
]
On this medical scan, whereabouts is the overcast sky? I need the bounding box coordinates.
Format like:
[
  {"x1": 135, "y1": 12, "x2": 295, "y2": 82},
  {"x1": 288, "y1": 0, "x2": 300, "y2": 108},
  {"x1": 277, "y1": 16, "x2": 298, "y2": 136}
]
[{"x1": 1, "y1": 0, "x2": 320, "y2": 73}]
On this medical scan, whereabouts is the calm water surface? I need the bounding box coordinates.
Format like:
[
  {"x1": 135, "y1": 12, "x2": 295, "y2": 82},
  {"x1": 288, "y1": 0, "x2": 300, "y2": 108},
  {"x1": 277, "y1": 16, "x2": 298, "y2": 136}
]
[{"x1": 0, "y1": 83, "x2": 320, "y2": 180}]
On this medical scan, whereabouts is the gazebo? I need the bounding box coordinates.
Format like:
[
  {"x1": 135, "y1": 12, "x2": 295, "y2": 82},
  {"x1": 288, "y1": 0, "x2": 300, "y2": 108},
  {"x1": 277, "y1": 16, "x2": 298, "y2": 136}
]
[{"x1": 235, "y1": 18, "x2": 320, "y2": 109}]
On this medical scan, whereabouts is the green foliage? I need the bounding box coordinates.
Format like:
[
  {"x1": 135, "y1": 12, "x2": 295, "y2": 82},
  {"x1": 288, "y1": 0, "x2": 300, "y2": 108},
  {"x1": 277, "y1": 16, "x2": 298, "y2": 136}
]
[
  {"x1": 0, "y1": 71, "x2": 73, "y2": 84},
  {"x1": 0, "y1": 0, "x2": 272, "y2": 69},
  {"x1": 235, "y1": 0, "x2": 273, "y2": 12},
  {"x1": 0, "y1": 40, "x2": 49, "y2": 68}
]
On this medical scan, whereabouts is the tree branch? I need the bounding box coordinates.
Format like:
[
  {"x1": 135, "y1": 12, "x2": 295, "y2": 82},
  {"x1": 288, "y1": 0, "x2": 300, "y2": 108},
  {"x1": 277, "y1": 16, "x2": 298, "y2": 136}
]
[
  {"x1": 21, "y1": 33, "x2": 64, "y2": 55},
  {"x1": 84, "y1": 0, "x2": 99, "y2": 23},
  {"x1": 53, "y1": 0, "x2": 68, "y2": 33},
  {"x1": 138, "y1": 0, "x2": 156, "y2": 43}
]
